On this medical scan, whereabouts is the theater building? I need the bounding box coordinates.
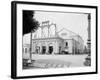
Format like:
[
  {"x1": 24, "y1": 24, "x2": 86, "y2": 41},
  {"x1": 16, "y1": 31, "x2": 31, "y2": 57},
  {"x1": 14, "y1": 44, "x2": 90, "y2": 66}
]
[{"x1": 23, "y1": 21, "x2": 84, "y2": 55}]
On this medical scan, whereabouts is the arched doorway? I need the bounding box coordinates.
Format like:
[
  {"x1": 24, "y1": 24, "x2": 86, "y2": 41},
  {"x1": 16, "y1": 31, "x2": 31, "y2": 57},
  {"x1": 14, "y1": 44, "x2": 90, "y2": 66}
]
[
  {"x1": 49, "y1": 46, "x2": 53, "y2": 54},
  {"x1": 48, "y1": 43, "x2": 54, "y2": 54},
  {"x1": 42, "y1": 46, "x2": 46, "y2": 54}
]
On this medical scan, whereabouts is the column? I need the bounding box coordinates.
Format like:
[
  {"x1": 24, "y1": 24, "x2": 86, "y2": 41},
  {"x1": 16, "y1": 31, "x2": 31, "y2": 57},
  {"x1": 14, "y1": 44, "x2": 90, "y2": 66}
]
[
  {"x1": 46, "y1": 41, "x2": 49, "y2": 54},
  {"x1": 40, "y1": 41, "x2": 42, "y2": 54},
  {"x1": 55, "y1": 40, "x2": 58, "y2": 54}
]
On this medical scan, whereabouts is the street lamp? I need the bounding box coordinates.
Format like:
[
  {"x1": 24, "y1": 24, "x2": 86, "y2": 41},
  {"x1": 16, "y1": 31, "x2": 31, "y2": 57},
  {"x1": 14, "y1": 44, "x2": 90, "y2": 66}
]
[
  {"x1": 27, "y1": 30, "x2": 33, "y2": 63},
  {"x1": 87, "y1": 13, "x2": 91, "y2": 55}
]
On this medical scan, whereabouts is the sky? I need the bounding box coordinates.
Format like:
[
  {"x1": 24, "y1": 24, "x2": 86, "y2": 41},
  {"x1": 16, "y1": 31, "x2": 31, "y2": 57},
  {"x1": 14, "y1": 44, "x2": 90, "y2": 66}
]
[{"x1": 23, "y1": 10, "x2": 89, "y2": 46}]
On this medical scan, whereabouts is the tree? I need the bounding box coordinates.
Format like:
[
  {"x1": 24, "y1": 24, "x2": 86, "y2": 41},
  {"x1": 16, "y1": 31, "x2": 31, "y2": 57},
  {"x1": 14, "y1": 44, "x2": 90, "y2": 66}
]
[{"x1": 23, "y1": 10, "x2": 39, "y2": 35}]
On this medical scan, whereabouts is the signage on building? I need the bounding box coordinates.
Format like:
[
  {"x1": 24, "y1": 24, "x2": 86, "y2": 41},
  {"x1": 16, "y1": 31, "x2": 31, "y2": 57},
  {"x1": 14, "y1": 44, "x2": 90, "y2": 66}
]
[{"x1": 61, "y1": 32, "x2": 67, "y2": 36}]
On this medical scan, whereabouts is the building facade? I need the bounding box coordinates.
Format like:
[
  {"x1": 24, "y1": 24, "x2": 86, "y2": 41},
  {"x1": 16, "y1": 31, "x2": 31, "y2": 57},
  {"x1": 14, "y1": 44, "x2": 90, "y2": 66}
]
[{"x1": 23, "y1": 21, "x2": 84, "y2": 55}]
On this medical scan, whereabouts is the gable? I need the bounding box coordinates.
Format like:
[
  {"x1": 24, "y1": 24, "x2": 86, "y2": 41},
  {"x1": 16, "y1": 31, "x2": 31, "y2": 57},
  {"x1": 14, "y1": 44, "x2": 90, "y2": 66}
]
[{"x1": 57, "y1": 28, "x2": 76, "y2": 39}]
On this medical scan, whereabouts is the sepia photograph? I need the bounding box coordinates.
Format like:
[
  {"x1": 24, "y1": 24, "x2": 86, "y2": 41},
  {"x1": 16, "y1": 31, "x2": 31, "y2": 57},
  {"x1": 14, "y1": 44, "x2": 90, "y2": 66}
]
[{"x1": 11, "y1": 1, "x2": 97, "y2": 79}]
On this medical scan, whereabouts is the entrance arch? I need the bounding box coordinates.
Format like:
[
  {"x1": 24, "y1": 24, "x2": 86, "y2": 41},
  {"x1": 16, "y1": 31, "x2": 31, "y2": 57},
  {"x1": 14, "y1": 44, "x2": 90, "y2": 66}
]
[
  {"x1": 42, "y1": 46, "x2": 46, "y2": 54},
  {"x1": 48, "y1": 43, "x2": 54, "y2": 54},
  {"x1": 41, "y1": 42, "x2": 47, "y2": 54}
]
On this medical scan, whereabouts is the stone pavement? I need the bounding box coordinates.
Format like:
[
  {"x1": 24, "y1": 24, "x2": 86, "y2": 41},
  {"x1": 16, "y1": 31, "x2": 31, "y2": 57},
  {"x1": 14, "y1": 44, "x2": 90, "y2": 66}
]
[{"x1": 28, "y1": 59, "x2": 71, "y2": 69}]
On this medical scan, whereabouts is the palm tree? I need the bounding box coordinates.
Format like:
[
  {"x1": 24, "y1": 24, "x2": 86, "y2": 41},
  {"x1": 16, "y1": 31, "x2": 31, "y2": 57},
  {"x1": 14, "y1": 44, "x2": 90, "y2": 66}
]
[{"x1": 23, "y1": 10, "x2": 39, "y2": 62}]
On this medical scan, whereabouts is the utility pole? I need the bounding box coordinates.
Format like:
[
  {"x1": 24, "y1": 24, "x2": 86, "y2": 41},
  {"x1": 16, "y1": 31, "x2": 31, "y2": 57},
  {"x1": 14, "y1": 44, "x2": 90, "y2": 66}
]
[{"x1": 87, "y1": 14, "x2": 91, "y2": 55}]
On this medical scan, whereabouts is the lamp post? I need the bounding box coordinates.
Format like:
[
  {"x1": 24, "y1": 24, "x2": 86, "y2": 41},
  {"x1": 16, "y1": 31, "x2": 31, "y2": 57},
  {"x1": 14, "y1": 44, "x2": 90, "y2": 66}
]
[
  {"x1": 87, "y1": 13, "x2": 91, "y2": 55},
  {"x1": 27, "y1": 30, "x2": 33, "y2": 63}
]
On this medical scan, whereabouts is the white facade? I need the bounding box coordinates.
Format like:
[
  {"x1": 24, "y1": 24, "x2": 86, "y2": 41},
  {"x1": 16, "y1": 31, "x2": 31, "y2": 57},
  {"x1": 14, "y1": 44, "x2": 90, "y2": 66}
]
[
  {"x1": 32, "y1": 37, "x2": 64, "y2": 54},
  {"x1": 23, "y1": 22, "x2": 84, "y2": 55},
  {"x1": 23, "y1": 44, "x2": 30, "y2": 59}
]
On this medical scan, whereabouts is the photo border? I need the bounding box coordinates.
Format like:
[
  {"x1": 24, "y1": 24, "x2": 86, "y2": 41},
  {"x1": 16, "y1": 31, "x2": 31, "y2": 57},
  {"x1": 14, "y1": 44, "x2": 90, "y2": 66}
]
[{"x1": 11, "y1": 1, "x2": 98, "y2": 79}]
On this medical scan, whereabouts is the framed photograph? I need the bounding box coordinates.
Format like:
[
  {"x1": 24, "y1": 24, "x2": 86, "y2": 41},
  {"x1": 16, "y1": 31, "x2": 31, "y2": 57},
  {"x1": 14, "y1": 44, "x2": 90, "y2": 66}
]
[{"x1": 11, "y1": 1, "x2": 98, "y2": 79}]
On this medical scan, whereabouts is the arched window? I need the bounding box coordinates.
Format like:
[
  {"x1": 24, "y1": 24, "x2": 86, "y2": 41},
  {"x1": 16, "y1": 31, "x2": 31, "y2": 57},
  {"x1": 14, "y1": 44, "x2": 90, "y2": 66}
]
[
  {"x1": 25, "y1": 48, "x2": 27, "y2": 53},
  {"x1": 65, "y1": 42, "x2": 68, "y2": 49}
]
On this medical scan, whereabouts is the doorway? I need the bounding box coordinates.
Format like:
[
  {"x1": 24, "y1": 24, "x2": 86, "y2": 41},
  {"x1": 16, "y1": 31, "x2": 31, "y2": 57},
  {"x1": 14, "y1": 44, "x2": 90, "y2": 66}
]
[
  {"x1": 49, "y1": 46, "x2": 53, "y2": 54},
  {"x1": 42, "y1": 46, "x2": 46, "y2": 54}
]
